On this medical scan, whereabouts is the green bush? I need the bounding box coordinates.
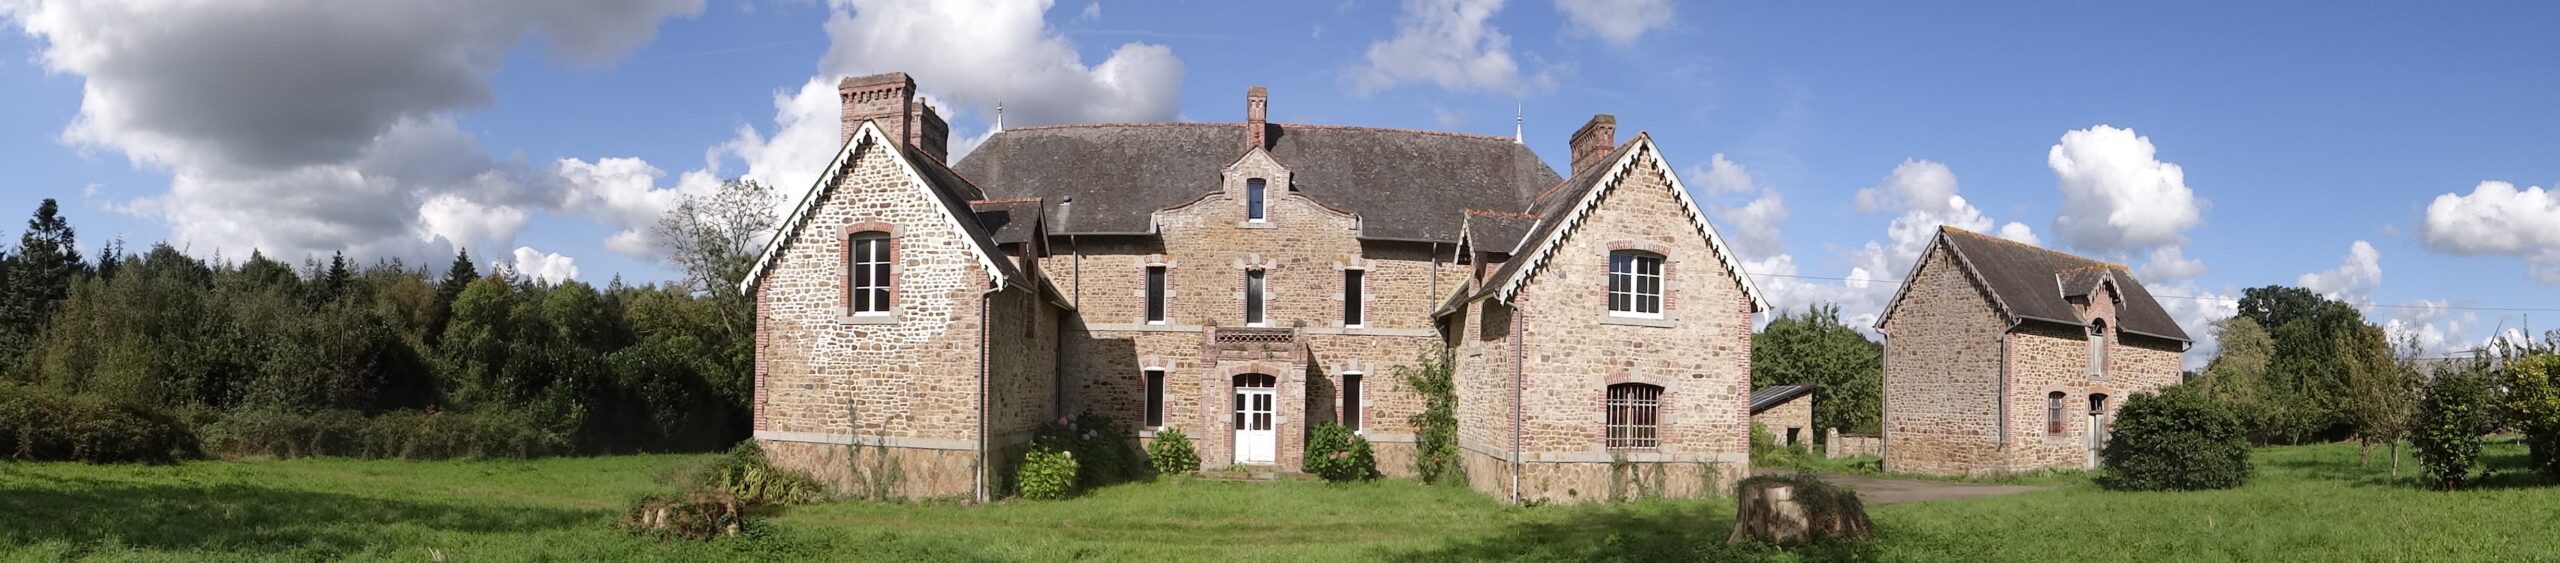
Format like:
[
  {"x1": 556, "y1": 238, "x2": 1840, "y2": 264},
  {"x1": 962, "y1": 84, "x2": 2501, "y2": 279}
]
[
  {"x1": 1302, "y1": 422, "x2": 1376, "y2": 482},
  {"x1": 1032, "y1": 413, "x2": 1142, "y2": 489},
  {"x1": 1016, "y1": 446, "x2": 1079, "y2": 500},
  {"x1": 2415, "y1": 361, "x2": 2495, "y2": 489},
  {"x1": 695, "y1": 441, "x2": 826, "y2": 505},
  {"x1": 0, "y1": 384, "x2": 198, "y2": 464},
  {"x1": 1748, "y1": 421, "x2": 1811, "y2": 468},
  {"x1": 196, "y1": 408, "x2": 568, "y2": 460},
  {"x1": 2097, "y1": 388, "x2": 2253, "y2": 491},
  {"x1": 1400, "y1": 353, "x2": 1464, "y2": 485},
  {"x1": 1148, "y1": 427, "x2": 1201, "y2": 475},
  {"x1": 2500, "y1": 354, "x2": 2560, "y2": 482}
]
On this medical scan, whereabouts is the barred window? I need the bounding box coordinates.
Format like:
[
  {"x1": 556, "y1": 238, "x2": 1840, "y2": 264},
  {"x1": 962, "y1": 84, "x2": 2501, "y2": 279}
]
[
  {"x1": 2047, "y1": 391, "x2": 2067, "y2": 435},
  {"x1": 1605, "y1": 383, "x2": 1663, "y2": 449},
  {"x1": 1608, "y1": 251, "x2": 1663, "y2": 318},
  {"x1": 848, "y1": 232, "x2": 892, "y2": 314}
]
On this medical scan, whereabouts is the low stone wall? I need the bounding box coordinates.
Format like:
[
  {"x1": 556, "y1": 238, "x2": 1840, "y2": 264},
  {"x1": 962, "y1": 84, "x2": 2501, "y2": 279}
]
[
  {"x1": 1825, "y1": 429, "x2": 1882, "y2": 459},
  {"x1": 1517, "y1": 460, "x2": 1745, "y2": 504}
]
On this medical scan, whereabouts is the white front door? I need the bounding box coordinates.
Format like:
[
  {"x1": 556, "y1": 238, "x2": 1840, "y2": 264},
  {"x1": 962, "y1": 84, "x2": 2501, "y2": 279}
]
[{"x1": 1234, "y1": 374, "x2": 1277, "y2": 465}]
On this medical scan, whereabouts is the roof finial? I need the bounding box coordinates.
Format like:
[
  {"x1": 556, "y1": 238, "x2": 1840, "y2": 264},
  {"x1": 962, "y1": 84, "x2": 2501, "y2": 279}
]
[
  {"x1": 994, "y1": 101, "x2": 1004, "y2": 131},
  {"x1": 1513, "y1": 102, "x2": 1524, "y2": 144}
]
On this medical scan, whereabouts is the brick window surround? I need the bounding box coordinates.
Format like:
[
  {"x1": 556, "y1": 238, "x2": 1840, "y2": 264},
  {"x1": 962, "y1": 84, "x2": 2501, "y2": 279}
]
[
  {"x1": 2046, "y1": 391, "x2": 2067, "y2": 435},
  {"x1": 1134, "y1": 255, "x2": 1178, "y2": 324},
  {"x1": 1605, "y1": 382, "x2": 1664, "y2": 450},
  {"x1": 842, "y1": 222, "x2": 897, "y2": 320},
  {"x1": 1602, "y1": 240, "x2": 1678, "y2": 323},
  {"x1": 2087, "y1": 319, "x2": 2109, "y2": 376},
  {"x1": 1244, "y1": 269, "x2": 1268, "y2": 326}
]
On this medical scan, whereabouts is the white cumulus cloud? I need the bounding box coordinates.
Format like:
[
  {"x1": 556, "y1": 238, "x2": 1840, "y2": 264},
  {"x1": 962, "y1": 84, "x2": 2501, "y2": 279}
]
[
  {"x1": 822, "y1": 0, "x2": 1183, "y2": 128},
  {"x1": 2418, "y1": 181, "x2": 2560, "y2": 284},
  {"x1": 2048, "y1": 125, "x2": 2205, "y2": 254},
  {"x1": 510, "y1": 246, "x2": 581, "y2": 285},
  {"x1": 2, "y1": 0, "x2": 704, "y2": 264},
  {"x1": 1350, "y1": 0, "x2": 1538, "y2": 95},
  {"x1": 2297, "y1": 240, "x2": 2382, "y2": 306},
  {"x1": 1553, "y1": 0, "x2": 1671, "y2": 45}
]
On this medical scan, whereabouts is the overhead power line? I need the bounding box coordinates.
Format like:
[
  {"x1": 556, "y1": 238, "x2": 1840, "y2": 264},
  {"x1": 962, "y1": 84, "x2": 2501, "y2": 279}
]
[{"x1": 1743, "y1": 272, "x2": 2560, "y2": 313}]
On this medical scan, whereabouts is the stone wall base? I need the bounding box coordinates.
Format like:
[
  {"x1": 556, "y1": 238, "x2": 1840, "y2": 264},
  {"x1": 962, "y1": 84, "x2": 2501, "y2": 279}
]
[
  {"x1": 1516, "y1": 459, "x2": 1745, "y2": 504},
  {"x1": 761, "y1": 439, "x2": 983, "y2": 501}
]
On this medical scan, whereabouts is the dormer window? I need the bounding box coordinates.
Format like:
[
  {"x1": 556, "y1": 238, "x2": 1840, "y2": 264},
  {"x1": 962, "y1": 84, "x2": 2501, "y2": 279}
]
[
  {"x1": 1607, "y1": 251, "x2": 1663, "y2": 318},
  {"x1": 2087, "y1": 319, "x2": 2108, "y2": 376},
  {"x1": 1246, "y1": 178, "x2": 1267, "y2": 222}
]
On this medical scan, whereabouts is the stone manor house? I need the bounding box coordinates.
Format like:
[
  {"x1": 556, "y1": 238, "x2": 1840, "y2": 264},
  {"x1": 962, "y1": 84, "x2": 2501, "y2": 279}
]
[
  {"x1": 1874, "y1": 227, "x2": 2189, "y2": 475},
  {"x1": 741, "y1": 72, "x2": 1768, "y2": 503}
]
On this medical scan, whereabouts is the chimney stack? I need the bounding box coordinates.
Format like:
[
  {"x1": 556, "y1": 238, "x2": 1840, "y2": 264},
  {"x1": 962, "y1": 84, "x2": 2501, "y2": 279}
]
[
  {"x1": 1245, "y1": 85, "x2": 1270, "y2": 151},
  {"x1": 838, "y1": 72, "x2": 951, "y2": 163},
  {"x1": 1568, "y1": 114, "x2": 1617, "y2": 175}
]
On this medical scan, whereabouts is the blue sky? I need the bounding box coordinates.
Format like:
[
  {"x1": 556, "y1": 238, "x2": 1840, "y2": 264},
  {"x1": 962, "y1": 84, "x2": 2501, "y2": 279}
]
[{"x1": 5, "y1": 0, "x2": 2557, "y2": 360}]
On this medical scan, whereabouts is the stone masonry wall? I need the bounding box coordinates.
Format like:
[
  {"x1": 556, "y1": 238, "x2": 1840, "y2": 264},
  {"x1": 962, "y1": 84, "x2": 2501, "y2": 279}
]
[
  {"x1": 1035, "y1": 148, "x2": 1458, "y2": 474},
  {"x1": 1753, "y1": 393, "x2": 1814, "y2": 448},
  {"x1": 1506, "y1": 154, "x2": 1755, "y2": 503},
  {"x1": 2000, "y1": 280, "x2": 2183, "y2": 472},
  {"x1": 1879, "y1": 244, "x2": 2009, "y2": 476},
  {"x1": 753, "y1": 139, "x2": 994, "y2": 499}
]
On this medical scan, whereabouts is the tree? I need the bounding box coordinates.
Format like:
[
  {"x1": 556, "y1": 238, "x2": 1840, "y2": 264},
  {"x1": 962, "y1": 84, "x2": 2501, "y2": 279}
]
[
  {"x1": 2237, "y1": 285, "x2": 2368, "y2": 443},
  {"x1": 426, "y1": 248, "x2": 479, "y2": 346},
  {"x1": 2341, "y1": 326, "x2": 2417, "y2": 473},
  {"x1": 653, "y1": 178, "x2": 779, "y2": 341},
  {"x1": 2193, "y1": 317, "x2": 2275, "y2": 442},
  {"x1": 1750, "y1": 304, "x2": 1883, "y2": 437},
  {"x1": 2412, "y1": 357, "x2": 2494, "y2": 489},
  {"x1": 0, "y1": 199, "x2": 84, "y2": 371},
  {"x1": 2500, "y1": 353, "x2": 2560, "y2": 482}
]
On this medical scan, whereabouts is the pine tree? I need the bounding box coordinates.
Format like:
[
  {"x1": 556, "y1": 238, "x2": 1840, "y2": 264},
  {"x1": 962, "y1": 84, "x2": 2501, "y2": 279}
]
[
  {"x1": 321, "y1": 251, "x2": 354, "y2": 302},
  {"x1": 427, "y1": 248, "x2": 479, "y2": 346},
  {"x1": 0, "y1": 199, "x2": 83, "y2": 369}
]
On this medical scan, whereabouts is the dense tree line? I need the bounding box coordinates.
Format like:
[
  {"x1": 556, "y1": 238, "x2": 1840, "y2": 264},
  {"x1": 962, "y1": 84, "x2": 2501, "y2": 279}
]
[
  {"x1": 1, "y1": 187, "x2": 767, "y2": 460},
  {"x1": 1751, "y1": 304, "x2": 1883, "y2": 438}
]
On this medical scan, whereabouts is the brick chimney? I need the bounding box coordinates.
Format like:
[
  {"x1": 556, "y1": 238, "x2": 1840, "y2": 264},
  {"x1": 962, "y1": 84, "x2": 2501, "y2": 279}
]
[
  {"x1": 1568, "y1": 114, "x2": 1617, "y2": 175},
  {"x1": 1245, "y1": 85, "x2": 1269, "y2": 151},
  {"x1": 838, "y1": 72, "x2": 951, "y2": 162}
]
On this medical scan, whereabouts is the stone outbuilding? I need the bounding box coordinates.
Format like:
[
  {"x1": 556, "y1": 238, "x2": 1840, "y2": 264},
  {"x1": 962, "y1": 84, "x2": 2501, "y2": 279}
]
[
  {"x1": 1748, "y1": 385, "x2": 1814, "y2": 448},
  {"x1": 1872, "y1": 227, "x2": 2189, "y2": 476},
  {"x1": 741, "y1": 72, "x2": 1766, "y2": 503}
]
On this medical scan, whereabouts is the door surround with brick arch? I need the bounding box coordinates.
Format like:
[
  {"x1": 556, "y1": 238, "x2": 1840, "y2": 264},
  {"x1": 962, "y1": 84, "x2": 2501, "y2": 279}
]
[{"x1": 1233, "y1": 373, "x2": 1278, "y2": 465}]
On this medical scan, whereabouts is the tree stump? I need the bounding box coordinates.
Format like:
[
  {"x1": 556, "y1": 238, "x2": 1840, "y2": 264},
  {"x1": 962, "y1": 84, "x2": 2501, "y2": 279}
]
[{"x1": 1728, "y1": 475, "x2": 1873, "y2": 545}]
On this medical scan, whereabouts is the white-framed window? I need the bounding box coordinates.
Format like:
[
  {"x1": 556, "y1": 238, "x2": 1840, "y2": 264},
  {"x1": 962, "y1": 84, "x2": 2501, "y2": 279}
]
[
  {"x1": 1605, "y1": 383, "x2": 1662, "y2": 450},
  {"x1": 1244, "y1": 269, "x2": 1267, "y2": 326},
  {"x1": 1246, "y1": 178, "x2": 1268, "y2": 222},
  {"x1": 1607, "y1": 251, "x2": 1663, "y2": 318},
  {"x1": 849, "y1": 232, "x2": 892, "y2": 315},
  {"x1": 1145, "y1": 265, "x2": 1169, "y2": 324},
  {"x1": 1144, "y1": 369, "x2": 1166, "y2": 429},
  {"x1": 2087, "y1": 319, "x2": 2108, "y2": 376},
  {"x1": 1343, "y1": 269, "x2": 1365, "y2": 328}
]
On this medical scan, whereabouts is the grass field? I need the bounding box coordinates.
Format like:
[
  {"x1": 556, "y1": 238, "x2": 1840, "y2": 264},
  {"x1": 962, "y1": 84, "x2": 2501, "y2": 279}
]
[{"x1": 0, "y1": 440, "x2": 2550, "y2": 561}]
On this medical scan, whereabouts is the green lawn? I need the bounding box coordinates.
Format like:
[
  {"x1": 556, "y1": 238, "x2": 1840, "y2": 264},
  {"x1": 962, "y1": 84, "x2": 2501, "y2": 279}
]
[{"x1": 1, "y1": 441, "x2": 2551, "y2": 561}]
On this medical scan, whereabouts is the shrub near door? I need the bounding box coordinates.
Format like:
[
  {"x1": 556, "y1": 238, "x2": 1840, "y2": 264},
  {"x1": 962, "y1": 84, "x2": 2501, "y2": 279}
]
[
  {"x1": 2097, "y1": 387, "x2": 2253, "y2": 491},
  {"x1": 1302, "y1": 422, "x2": 1376, "y2": 482}
]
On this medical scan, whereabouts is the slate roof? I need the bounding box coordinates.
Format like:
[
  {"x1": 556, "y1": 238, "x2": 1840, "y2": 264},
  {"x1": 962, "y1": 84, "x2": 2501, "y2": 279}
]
[
  {"x1": 1472, "y1": 140, "x2": 1642, "y2": 299},
  {"x1": 953, "y1": 123, "x2": 1562, "y2": 242},
  {"x1": 1913, "y1": 227, "x2": 2189, "y2": 342},
  {"x1": 1748, "y1": 385, "x2": 1814, "y2": 414},
  {"x1": 1462, "y1": 209, "x2": 1540, "y2": 255},
  {"x1": 969, "y1": 198, "x2": 1045, "y2": 245}
]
